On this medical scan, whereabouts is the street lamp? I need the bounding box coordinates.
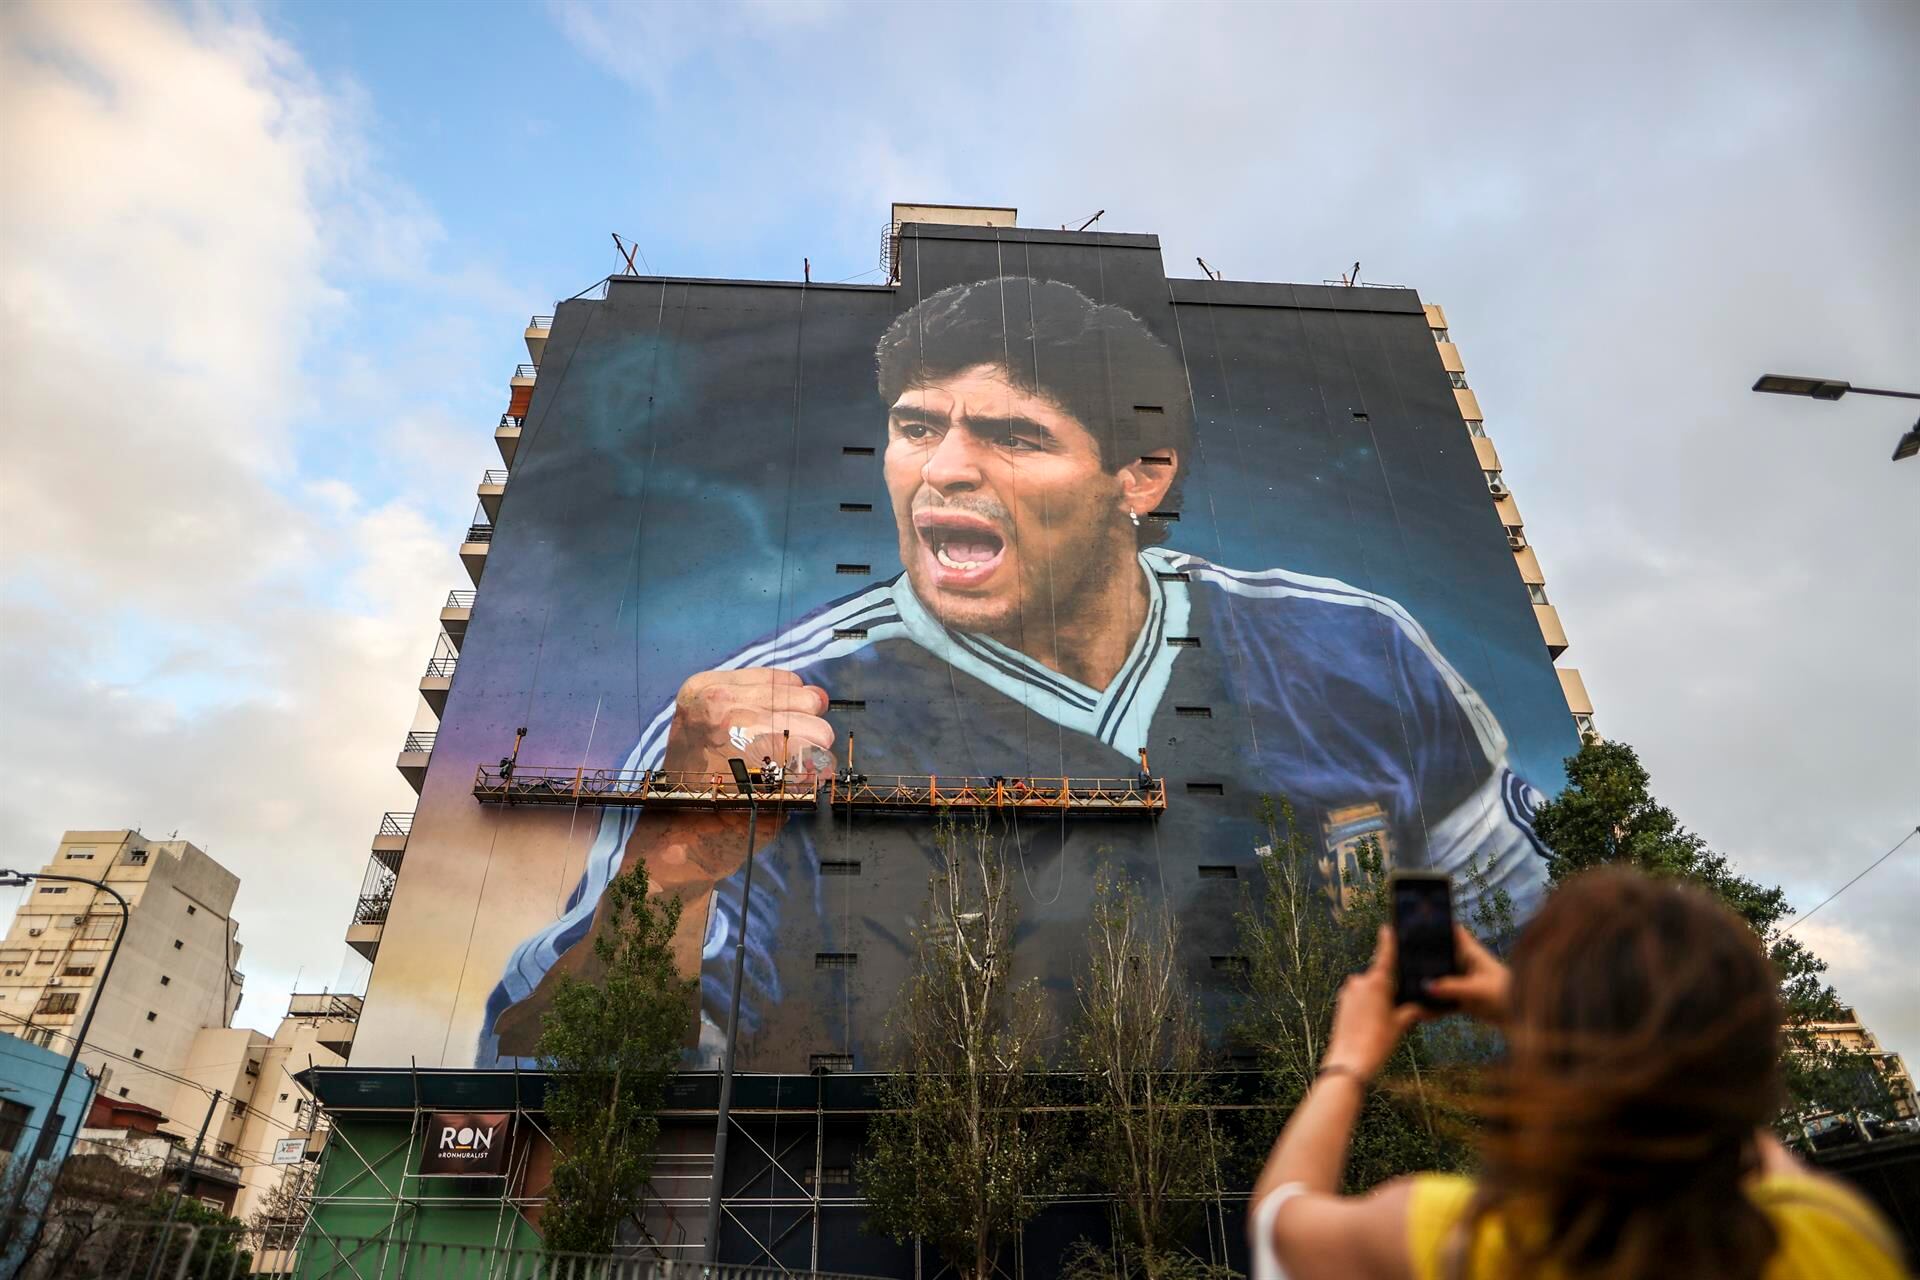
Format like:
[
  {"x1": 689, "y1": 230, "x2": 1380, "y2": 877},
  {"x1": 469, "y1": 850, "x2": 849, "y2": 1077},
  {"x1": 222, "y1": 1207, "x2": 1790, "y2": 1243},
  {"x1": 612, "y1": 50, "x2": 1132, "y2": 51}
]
[
  {"x1": 703, "y1": 757, "x2": 759, "y2": 1263},
  {"x1": 0, "y1": 868, "x2": 131, "y2": 1248},
  {"x1": 1751, "y1": 373, "x2": 1920, "y2": 461}
]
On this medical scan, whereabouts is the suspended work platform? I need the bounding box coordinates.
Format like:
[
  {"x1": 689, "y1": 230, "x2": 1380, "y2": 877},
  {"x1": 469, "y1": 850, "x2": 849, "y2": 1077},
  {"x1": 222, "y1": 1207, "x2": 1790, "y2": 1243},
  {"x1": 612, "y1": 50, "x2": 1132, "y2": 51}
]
[
  {"x1": 471, "y1": 765, "x2": 816, "y2": 809},
  {"x1": 826, "y1": 773, "x2": 1165, "y2": 816},
  {"x1": 471, "y1": 766, "x2": 1166, "y2": 815}
]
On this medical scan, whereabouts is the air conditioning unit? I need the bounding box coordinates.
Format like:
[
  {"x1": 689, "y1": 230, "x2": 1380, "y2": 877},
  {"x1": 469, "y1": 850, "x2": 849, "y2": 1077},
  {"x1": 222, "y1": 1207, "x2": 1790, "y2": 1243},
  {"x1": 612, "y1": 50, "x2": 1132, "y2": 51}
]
[
  {"x1": 1506, "y1": 533, "x2": 1528, "y2": 551},
  {"x1": 28, "y1": 928, "x2": 44, "y2": 937},
  {"x1": 47, "y1": 977, "x2": 63, "y2": 986},
  {"x1": 1487, "y1": 481, "x2": 1510, "y2": 498}
]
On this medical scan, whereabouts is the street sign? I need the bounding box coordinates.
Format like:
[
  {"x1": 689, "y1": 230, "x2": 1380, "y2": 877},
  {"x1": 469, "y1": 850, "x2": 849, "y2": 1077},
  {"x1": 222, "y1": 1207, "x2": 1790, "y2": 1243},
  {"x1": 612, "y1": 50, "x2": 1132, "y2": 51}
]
[{"x1": 272, "y1": 1137, "x2": 307, "y2": 1165}]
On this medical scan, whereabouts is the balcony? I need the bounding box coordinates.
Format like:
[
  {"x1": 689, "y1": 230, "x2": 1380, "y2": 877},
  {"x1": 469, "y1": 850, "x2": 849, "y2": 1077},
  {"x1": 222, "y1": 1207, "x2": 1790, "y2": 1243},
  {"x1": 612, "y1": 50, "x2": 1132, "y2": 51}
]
[
  {"x1": 420, "y1": 655, "x2": 456, "y2": 717},
  {"x1": 496, "y1": 413, "x2": 522, "y2": 466},
  {"x1": 372, "y1": 811, "x2": 410, "y2": 874},
  {"x1": 460, "y1": 522, "x2": 492, "y2": 586},
  {"x1": 1454, "y1": 387, "x2": 1483, "y2": 422},
  {"x1": 477, "y1": 468, "x2": 509, "y2": 522},
  {"x1": 1534, "y1": 604, "x2": 1570, "y2": 659},
  {"x1": 1493, "y1": 492, "x2": 1523, "y2": 528},
  {"x1": 396, "y1": 731, "x2": 436, "y2": 794},
  {"x1": 525, "y1": 315, "x2": 552, "y2": 366},
  {"x1": 1471, "y1": 436, "x2": 1501, "y2": 470},
  {"x1": 442, "y1": 589, "x2": 474, "y2": 648},
  {"x1": 507, "y1": 364, "x2": 536, "y2": 421}
]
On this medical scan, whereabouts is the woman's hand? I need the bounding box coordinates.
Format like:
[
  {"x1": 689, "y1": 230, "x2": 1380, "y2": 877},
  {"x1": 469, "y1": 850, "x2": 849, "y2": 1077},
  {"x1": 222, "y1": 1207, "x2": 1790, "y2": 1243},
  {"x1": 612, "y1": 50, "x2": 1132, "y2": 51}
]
[
  {"x1": 1424, "y1": 924, "x2": 1512, "y2": 1025},
  {"x1": 1321, "y1": 926, "x2": 1424, "y2": 1080}
]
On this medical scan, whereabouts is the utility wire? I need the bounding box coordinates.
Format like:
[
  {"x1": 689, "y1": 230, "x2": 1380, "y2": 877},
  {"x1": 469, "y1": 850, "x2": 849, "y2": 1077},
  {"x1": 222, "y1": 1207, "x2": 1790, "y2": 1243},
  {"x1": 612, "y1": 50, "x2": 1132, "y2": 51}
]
[{"x1": 1781, "y1": 825, "x2": 1919, "y2": 934}]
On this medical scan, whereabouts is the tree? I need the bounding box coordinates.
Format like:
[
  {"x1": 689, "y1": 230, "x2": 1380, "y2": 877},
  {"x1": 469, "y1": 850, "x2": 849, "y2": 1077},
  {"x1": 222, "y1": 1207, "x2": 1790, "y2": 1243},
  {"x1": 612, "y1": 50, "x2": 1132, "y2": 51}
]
[
  {"x1": 1233, "y1": 798, "x2": 1478, "y2": 1191},
  {"x1": 858, "y1": 816, "x2": 1061, "y2": 1280},
  {"x1": 534, "y1": 861, "x2": 696, "y2": 1256},
  {"x1": 1060, "y1": 870, "x2": 1228, "y2": 1280},
  {"x1": 1530, "y1": 739, "x2": 1889, "y2": 1122},
  {"x1": 246, "y1": 1158, "x2": 316, "y2": 1256}
]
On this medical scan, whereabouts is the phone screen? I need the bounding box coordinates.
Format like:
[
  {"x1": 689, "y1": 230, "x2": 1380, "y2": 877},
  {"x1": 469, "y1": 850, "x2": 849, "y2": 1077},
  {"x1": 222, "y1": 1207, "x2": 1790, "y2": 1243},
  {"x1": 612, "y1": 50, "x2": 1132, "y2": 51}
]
[{"x1": 1391, "y1": 873, "x2": 1457, "y2": 1009}]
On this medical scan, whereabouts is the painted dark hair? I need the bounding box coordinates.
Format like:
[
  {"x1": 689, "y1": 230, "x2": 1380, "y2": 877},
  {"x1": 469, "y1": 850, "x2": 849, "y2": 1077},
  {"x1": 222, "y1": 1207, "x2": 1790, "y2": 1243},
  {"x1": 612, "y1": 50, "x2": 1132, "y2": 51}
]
[
  {"x1": 875, "y1": 277, "x2": 1193, "y2": 546},
  {"x1": 1461, "y1": 867, "x2": 1784, "y2": 1280}
]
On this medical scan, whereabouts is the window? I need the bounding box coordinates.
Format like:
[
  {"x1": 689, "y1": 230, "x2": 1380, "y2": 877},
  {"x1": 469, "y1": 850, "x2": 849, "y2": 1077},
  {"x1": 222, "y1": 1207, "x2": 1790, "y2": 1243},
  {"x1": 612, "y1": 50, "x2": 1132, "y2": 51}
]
[
  {"x1": 1484, "y1": 470, "x2": 1503, "y2": 489},
  {"x1": 82, "y1": 916, "x2": 117, "y2": 940},
  {"x1": 230, "y1": 1099, "x2": 247, "y2": 1119},
  {"x1": 1174, "y1": 706, "x2": 1212, "y2": 719},
  {"x1": 1145, "y1": 510, "x2": 1179, "y2": 522},
  {"x1": 160, "y1": 975, "x2": 171, "y2": 986},
  {"x1": 133, "y1": 1048, "x2": 144, "y2": 1060},
  {"x1": 1197, "y1": 865, "x2": 1239, "y2": 880},
  {"x1": 145, "y1": 1011, "x2": 158, "y2": 1022},
  {"x1": 37, "y1": 886, "x2": 68, "y2": 895},
  {"x1": 1431, "y1": 327, "x2": 1450, "y2": 342},
  {"x1": 36, "y1": 992, "x2": 79, "y2": 1015},
  {"x1": 1154, "y1": 570, "x2": 1191, "y2": 583},
  {"x1": 1134, "y1": 404, "x2": 1166, "y2": 416},
  {"x1": 1166, "y1": 636, "x2": 1200, "y2": 649},
  {"x1": 1210, "y1": 955, "x2": 1251, "y2": 974},
  {"x1": 1140, "y1": 454, "x2": 1173, "y2": 467},
  {"x1": 832, "y1": 628, "x2": 868, "y2": 641},
  {"x1": 35, "y1": 950, "x2": 59, "y2": 964},
  {"x1": 805, "y1": 1166, "x2": 854, "y2": 1188},
  {"x1": 216, "y1": 1141, "x2": 234, "y2": 1160},
  {"x1": 1574, "y1": 714, "x2": 1596, "y2": 737},
  {"x1": 186, "y1": 905, "x2": 196, "y2": 915},
  {"x1": 835, "y1": 563, "x2": 870, "y2": 576},
  {"x1": 1466, "y1": 419, "x2": 1487, "y2": 438},
  {"x1": 828, "y1": 699, "x2": 866, "y2": 712},
  {"x1": 809, "y1": 1053, "x2": 854, "y2": 1074},
  {"x1": 0, "y1": 1100, "x2": 29, "y2": 1154},
  {"x1": 117, "y1": 1086, "x2": 130, "y2": 1098},
  {"x1": 819, "y1": 860, "x2": 861, "y2": 876},
  {"x1": 1527, "y1": 584, "x2": 1549, "y2": 606},
  {"x1": 61, "y1": 965, "x2": 95, "y2": 978},
  {"x1": 815, "y1": 952, "x2": 859, "y2": 969},
  {"x1": 842, "y1": 445, "x2": 875, "y2": 457},
  {"x1": 66, "y1": 848, "x2": 96, "y2": 861},
  {"x1": 1448, "y1": 372, "x2": 1469, "y2": 390},
  {"x1": 1351, "y1": 411, "x2": 1370, "y2": 423},
  {"x1": 1186, "y1": 782, "x2": 1225, "y2": 796},
  {"x1": 172, "y1": 940, "x2": 184, "y2": 950},
  {"x1": 279, "y1": 1093, "x2": 289, "y2": 1102},
  {"x1": 128, "y1": 850, "x2": 149, "y2": 865},
  {"x1": 839, "y1": 502, "x2": 873, "y2": 513}
]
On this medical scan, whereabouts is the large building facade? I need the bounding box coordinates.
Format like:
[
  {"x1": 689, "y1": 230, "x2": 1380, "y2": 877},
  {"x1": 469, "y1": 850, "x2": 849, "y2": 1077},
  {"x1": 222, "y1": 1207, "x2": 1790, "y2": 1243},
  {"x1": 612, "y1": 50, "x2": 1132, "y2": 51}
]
[{"x1": 329, "y1": 206, "x2": 1594, "y2": 1271}]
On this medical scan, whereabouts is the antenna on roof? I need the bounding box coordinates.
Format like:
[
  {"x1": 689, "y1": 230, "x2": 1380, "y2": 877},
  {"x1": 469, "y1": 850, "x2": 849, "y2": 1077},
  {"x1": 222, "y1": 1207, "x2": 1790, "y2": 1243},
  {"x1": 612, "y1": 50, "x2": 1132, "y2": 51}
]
[
  {"x1": 1196, "y1": 257, "x2": 1222, "y2": 282},
  {"x1": 1343, "y1": 261, "x2": 1361, "y2": 287},
  {"x1": 1074, "y1": 210, "x2": 1105, "y2": 232},
  {"x1": 804, "y1": 257, "x2": 811, "y2": 284},
  {"x1": 611, "y1": 233, "x2": 647, "y2": 276}
]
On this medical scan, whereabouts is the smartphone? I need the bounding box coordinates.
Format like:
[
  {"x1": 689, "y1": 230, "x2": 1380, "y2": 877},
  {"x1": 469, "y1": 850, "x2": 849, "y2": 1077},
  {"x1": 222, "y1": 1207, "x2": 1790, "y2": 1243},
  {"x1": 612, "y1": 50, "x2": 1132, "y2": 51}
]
[{"x1": 1389, "y1": 870, "x2": 1458, "y2": 1009}]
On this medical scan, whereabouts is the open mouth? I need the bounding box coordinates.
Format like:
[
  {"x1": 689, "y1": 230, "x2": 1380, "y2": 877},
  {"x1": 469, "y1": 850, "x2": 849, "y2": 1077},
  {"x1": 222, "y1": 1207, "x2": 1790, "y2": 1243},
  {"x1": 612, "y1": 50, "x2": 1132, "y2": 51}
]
[{"x1": 913, "y1": 509, "x2": 1008, "y2": 589}]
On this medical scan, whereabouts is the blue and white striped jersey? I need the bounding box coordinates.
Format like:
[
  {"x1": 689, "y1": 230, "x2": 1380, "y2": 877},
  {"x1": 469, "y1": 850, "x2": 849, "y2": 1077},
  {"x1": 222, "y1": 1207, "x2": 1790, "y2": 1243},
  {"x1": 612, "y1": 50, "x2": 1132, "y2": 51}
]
[{"x1": 479, "y1": 547, "x2": 1548, "y2": 1067}]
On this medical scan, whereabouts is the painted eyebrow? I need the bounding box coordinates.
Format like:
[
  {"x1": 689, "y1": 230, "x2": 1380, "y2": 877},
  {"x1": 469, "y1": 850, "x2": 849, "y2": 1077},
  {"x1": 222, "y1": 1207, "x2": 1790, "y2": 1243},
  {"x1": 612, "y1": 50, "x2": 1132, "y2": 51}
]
[
  {"x1": 887, "y1": 406, "x2": 947, "y2": 428},
  {"x1": 955, "y1": 412, "x2": 1060, "y2": 445}
]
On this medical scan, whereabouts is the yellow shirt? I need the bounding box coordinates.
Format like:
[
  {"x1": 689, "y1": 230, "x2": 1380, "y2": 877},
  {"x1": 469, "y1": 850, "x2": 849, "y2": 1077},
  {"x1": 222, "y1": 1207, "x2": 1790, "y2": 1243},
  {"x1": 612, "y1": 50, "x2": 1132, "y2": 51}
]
[{"x1": 1407, "y1": 1172, "x2": 1909, "y2": 1280}]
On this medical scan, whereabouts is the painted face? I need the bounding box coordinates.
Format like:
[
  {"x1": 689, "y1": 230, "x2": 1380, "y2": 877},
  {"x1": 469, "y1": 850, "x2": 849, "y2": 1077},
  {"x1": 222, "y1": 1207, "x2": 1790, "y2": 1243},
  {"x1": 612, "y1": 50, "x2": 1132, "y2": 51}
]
[{"x1": 885, "y1": 364, "x2": 1129, "y2": 637}]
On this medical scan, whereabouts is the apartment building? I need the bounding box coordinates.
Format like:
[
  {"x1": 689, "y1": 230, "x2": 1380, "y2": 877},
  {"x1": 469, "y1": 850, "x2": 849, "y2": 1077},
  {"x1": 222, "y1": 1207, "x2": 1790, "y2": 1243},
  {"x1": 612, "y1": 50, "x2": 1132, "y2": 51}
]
[{"x1": 0, "y1": 832, "x2": 243, "y2": 1119}]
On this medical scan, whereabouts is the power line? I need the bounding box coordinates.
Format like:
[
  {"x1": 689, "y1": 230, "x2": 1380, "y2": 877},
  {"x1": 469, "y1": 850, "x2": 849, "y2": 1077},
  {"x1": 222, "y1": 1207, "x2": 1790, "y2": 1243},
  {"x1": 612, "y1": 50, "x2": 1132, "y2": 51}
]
[{"x1": 1781, "y1": 824, "x2": 1920, "y2": 934}]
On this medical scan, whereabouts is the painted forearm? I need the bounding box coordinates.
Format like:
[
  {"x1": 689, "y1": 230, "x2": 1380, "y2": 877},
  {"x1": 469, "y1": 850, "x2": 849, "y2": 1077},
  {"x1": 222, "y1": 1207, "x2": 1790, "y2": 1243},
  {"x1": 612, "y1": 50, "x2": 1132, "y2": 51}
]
[{"x1": 1253, "y1": 1072, "x2": 1367, "y2": 1202}]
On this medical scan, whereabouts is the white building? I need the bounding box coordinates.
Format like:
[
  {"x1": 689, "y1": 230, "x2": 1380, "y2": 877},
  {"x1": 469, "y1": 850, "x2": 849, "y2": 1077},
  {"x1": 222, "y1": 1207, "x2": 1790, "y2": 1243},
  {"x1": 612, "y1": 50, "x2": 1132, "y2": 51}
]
[{"x1": 0, "y1": 831, "x2": 244, "y2": 1119}]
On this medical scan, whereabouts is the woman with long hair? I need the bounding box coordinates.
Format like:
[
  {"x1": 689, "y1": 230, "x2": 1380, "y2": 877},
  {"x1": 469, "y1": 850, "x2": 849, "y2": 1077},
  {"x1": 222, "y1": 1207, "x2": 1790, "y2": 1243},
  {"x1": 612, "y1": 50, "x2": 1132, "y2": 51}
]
[{"x1": 1249, "y1": 866, "x2": 1908, "y2": 1279}]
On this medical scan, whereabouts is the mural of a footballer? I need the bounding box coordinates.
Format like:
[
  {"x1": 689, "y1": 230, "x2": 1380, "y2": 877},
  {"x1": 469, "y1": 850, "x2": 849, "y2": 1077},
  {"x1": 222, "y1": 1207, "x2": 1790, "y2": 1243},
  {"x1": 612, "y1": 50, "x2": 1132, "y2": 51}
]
[{"x1": 481, "y1": 276, "x2": 1550, "y2": 1065}]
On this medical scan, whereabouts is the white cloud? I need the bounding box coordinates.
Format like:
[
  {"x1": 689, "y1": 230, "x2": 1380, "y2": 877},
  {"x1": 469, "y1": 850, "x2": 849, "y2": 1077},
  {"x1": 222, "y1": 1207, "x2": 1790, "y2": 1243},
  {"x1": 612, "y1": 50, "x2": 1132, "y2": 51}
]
[{"x1": 0, "y1": 1, "x2": 499, "y2": 1034}]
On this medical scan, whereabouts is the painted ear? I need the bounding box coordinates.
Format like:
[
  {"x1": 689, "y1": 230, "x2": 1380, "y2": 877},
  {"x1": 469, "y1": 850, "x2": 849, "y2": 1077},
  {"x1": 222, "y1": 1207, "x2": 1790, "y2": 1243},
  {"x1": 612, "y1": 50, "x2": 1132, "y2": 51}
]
[{"x1": 1117, "y1": 449, "x2": 1178, "y2": 516}]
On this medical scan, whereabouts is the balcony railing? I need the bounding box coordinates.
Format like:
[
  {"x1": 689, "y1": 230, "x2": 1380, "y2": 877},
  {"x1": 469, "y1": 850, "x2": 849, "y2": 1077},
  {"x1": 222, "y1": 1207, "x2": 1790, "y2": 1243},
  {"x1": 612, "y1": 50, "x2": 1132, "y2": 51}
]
[
  {"x1": 464, "y1": 524, "x2": 494, "y2": 544},
  {"x1": 423, "y1": 656, "x2": 457, "y2": 679},
  {"x1": 528, "y1": 315, "x2": 553, "y2": 330},
  {"x1": 377, "y1": 811, "x2": 413, "y2": 837},
  {"x1": 499, "y1": 413, "x2": 523, "y2": 429},
  {"x1": 481, "y1": 469, "x2": 509, "y2": 485},
  {"x1": 402, "y1": 731, "x2": 437, "y2": 754},
  {"x1": 513, "y1": 363, "x2": 537, "y2": 380},
  {"x1": 445, "y1": 589, "x2": 476, "y2": 609},
  {"x1": 354, "y1": 891, "x2": 394, "y2": 926}
]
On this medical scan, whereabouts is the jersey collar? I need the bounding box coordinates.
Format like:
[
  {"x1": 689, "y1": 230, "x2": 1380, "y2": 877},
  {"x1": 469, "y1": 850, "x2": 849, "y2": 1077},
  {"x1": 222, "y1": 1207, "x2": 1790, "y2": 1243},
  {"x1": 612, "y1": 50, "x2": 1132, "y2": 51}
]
[{"x1": 890, "y1": 547, "x2": 1192, "y2": 759}]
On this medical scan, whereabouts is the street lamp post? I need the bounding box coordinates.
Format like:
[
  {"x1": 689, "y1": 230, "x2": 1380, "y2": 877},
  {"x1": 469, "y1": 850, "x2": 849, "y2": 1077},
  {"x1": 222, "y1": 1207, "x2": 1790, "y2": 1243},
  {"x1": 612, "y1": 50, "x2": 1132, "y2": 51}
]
[
  {"x1": 0, "y1": 868, "x2": 132, "y2": 1247},
  {"x1": 702, "y1": 757, "x2": 760, "y2": 1264},
  {"x1": 1751, "y1": 374, "x2": 1920, "y2": 461}
]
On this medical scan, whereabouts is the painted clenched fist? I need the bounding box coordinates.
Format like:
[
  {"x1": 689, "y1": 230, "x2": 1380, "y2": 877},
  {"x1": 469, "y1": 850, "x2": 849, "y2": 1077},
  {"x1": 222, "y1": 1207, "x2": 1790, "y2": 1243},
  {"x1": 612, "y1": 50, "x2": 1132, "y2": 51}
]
[{"x1": 660, "y1": 667, "x2": 836, "y2": 777}]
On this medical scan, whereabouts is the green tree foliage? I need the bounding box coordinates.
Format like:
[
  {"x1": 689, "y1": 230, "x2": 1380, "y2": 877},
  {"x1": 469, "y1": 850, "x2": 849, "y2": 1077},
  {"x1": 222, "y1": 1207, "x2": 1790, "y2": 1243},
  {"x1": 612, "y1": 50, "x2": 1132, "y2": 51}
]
[
  {"x1": 1233, "y1": 798, "x2": 1479, "y2": 1190},
  {"x1": 534, "y1": 862, "x2": 696, "y2": 1256},
  {"x1": 1530, "y1": 739, "x2": 1889, "y2": 1122},
  {"x1": 1060, "y1": 870, "x2": 1230, "y2": 1280},
  {"x1": 857, "y1": 816, "x2": 1062, "y2": 1280}
]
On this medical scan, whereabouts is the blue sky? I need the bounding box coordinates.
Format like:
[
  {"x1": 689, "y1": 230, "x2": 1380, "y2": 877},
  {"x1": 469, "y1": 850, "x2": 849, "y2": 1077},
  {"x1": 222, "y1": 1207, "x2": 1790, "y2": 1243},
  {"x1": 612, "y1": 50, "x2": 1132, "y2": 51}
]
[{"x1": 2, "y1": 0, "x2": 1915, "y2": 1073}]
